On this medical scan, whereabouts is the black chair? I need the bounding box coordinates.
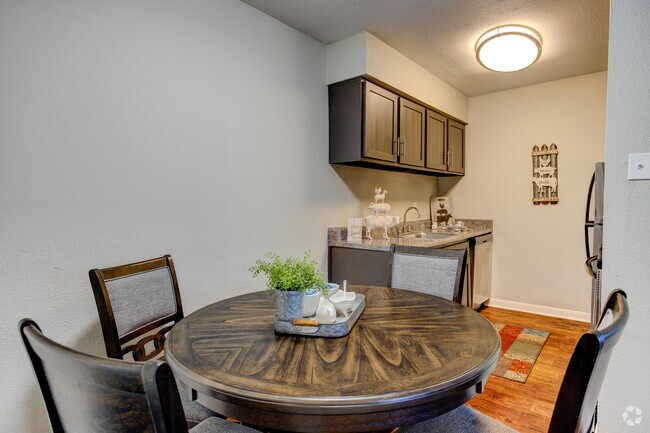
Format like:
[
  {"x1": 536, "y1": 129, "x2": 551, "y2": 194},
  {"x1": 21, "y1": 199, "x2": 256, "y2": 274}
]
[
  {"x1": 19, "y1": 318, "x2": 258, "y2": 433},
  {"x1": 398, "y1": 289, "x2": 629, "y2": 433},
  {"x1": 89, "y1": 255, "x2": 215, "y2": 424},
  {"x1": 388, "y1": 245, "x2": 467, "y2": 303}
]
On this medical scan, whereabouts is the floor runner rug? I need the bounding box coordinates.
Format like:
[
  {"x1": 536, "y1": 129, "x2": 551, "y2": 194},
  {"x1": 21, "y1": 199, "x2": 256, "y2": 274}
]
[{"x1": 490, "y1": 323, "x2": 550, "y2": 383}]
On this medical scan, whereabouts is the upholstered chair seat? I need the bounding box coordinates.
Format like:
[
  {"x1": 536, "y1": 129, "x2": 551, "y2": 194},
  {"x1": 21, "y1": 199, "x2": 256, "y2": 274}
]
[
  {"x1": 399, "y1": 405, "x2": 517, "y2": 432},
  {"x1": 89, "y1": 255, "x2": 218, "y2": 424},
  {"x1": 192, "y1": 418, "x2": 258, "y2": 433},
  {"x1": 389, "y1": 245, "x2": 467, "y2": 303},
  {"x1": 400, "y1": 290, "x2": 629, "y2": 433}
]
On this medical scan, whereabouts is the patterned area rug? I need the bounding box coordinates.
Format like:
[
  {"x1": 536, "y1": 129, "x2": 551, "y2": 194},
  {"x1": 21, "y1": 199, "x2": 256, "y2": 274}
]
[{"x1": 491, "y1": 323, "x2": 550, "y2": 383}]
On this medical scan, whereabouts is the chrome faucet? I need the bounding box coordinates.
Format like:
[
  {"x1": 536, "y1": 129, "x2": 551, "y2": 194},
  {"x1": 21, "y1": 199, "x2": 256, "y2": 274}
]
[{"x1": 401, "y1": 206, "x2": 421, "y2": 234}]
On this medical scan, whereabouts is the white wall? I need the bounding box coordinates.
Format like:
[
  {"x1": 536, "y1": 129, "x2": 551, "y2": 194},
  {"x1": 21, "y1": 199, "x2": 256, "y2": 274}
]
[
  {"x1": 364, "y1": 33, "x2": 469, "y2": 122},
  {"x1": 332, "y1": 165, "x2": 437, "y2": 221},
  {"x1": 326, "y1": 32, "x2": 469, "y2": 122},
  {"x1": 325, "y1": 32, "x2": 367, "y2": 85},
  {"x1": 0, "y1": 1, "x2": 434, "y2": 431},
  {"x1": 599, "y1": 0, "x2": 650, "y2": 430},
  {"x1": 439, "y1": 72, "x2": 607, "y2": 317}
]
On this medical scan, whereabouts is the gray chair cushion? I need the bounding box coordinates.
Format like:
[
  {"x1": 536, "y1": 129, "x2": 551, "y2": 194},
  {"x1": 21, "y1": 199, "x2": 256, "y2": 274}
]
[
  {"x1": 399, "y1": 405, "x2": 517, "y2": 433},
  {"x1": 191, "y1": 417, "x2": 261, "y2": 433},
  {"x1": 391, "y1": 252, "x2": 459, "y2": 301},
  {"x1": 104, "y1": 267, "x2": 177, "y2": 337},
  {"x1": 160, "y1": 352, "x2": 217, "y2": 423},
  {"x1": 178, "y1": 387, "x2": 217, "y2": 423}
]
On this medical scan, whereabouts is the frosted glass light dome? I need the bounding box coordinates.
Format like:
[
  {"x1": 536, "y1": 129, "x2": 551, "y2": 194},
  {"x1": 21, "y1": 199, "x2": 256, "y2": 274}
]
[{"x1": 476, "y1": 25, "x2": 542, "y2": 72}]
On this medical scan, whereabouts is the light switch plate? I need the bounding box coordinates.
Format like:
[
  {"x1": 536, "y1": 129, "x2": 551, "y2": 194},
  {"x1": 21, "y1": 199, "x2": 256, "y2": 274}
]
[{"x1": 628, "y1": 153, "x2": 650, "y2": 180}]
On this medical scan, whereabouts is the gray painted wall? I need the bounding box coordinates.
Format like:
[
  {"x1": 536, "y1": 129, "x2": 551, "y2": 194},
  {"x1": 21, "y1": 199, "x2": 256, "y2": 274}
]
[
  {"x1": 0, "y1": 1, "x2": 437, "y2": 431},
  {"x1": 600, "y1": 0, "x2": 650, "y2": 430},
  {"x1": 440, "y1": 72, "x2": 606, "y2": 318},
  {"x1": 4, "y1": 0, "x2": 646, "y2": 431}
]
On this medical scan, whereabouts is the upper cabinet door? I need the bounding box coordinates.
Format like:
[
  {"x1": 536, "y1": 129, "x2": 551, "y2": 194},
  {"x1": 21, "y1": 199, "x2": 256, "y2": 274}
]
[
  {"x1": 398, "y1": 99, "x2": 425, "y2": 167},
  {"x1": 426, "y1": 110, "x2": 447, "y2": 171},
  {"x1": 448, "y1": 120, "x2": 465, "y2": 174},
  {"x1": 364, "y1": 82, "x2": 398, "y2": 162},
  {"x1": 329, "y1": 76, "x2": 466, "y2": 176}
]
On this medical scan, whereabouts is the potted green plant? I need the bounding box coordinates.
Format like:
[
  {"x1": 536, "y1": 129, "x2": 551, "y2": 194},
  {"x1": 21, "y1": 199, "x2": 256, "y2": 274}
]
[{"x1": 249, "y1": 251, "x2": 326, "y2": 321}]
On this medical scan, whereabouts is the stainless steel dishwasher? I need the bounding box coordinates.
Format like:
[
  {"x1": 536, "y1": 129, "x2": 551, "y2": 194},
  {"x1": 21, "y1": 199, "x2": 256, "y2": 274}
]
[{"x1": 471, "y1": 233, "x2": 493, "y2": 310}]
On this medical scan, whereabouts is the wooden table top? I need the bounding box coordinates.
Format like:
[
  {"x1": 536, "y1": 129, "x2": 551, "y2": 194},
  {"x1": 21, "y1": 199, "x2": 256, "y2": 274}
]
[{"x1": 166, "y1": 286, "x2": 500, "y2": 433}]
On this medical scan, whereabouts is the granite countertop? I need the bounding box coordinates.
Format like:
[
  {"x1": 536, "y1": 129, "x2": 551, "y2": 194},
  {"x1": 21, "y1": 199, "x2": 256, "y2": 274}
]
[{"x1": 328, "y1": 219, "x2": 492, "y2": 252}]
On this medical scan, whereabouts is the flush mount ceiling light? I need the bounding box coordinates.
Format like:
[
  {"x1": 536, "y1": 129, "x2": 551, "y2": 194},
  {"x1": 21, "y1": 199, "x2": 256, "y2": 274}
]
[{"x1": 476, "y1": 25, "x2": 542, "y2": 72}]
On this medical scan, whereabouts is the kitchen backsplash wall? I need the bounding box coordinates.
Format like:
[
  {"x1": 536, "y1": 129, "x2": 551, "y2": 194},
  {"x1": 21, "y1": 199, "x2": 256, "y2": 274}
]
[{"x1": 332, "y1": 164, "x2": 438, "y2": 224}]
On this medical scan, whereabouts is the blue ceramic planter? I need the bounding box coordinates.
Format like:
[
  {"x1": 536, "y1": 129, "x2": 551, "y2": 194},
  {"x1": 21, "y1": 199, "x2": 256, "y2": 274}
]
[{"x1": 275, "y1": 289, "x2": 303, "y2": 321}]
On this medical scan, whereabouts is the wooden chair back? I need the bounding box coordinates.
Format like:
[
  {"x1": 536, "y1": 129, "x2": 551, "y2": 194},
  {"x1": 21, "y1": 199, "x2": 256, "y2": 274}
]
[
  {"x1": 388, "y1": 245, "x2": 467, "y2": 303},
  {"x1": 548, "y1": 289, "x2": 629, "y2": 433},
  {"x1": 19, "y1": 318, "x2": 189, "y2": 433},
  {"x1": 89, "y1": 255, "x2": 184, "y2": 361}
]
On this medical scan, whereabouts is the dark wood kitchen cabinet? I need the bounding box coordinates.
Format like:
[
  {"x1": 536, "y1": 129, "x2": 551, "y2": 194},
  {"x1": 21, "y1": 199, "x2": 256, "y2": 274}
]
[
  {"x1": 447, "y1": 119, "x2": 465, "y2": 174},
  {"x1": 328, "y1": 247, "x2": 391, "y2": 287},
  {"x1": 363, "y1": 81, "x2": 399, "y2": 162},
  {"x1": 329, "y1": 76, "x2": 465, "y2": 176},
  {"x1": 426, "y1": 110, "x2": 465, "y2": 174},
  {"x1": 399, "y1": 98, "x2": 426, "y2": 167},
  {"x1": 425, "y1": 109, "x2": 447, "y2": 171}
]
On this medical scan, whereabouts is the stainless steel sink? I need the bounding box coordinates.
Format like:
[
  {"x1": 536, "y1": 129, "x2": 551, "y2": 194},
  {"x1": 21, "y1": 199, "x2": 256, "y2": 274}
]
[{"x1": 399, "y1": 232, "x2": 456, "y2": 239}]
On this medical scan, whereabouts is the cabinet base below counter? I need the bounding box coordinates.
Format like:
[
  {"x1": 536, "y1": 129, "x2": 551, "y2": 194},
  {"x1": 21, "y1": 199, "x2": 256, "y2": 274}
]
[
  {"x1": 328, "y1": 247, "x2": 391, "y2": 287},
  {"x1": 327, "y1": 219, "x2": 493, "y2": 310}
]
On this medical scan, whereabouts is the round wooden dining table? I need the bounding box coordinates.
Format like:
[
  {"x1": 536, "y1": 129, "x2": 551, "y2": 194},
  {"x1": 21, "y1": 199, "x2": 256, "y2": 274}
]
[{"x1": 165, "y1": 286, "x2": 500, "y2": 433}]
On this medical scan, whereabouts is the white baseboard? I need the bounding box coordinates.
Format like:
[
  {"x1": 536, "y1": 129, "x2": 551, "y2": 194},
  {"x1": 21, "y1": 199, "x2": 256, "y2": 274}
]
[{"x1": 487, "y1": 298, "x2": 590, "y2": 323}]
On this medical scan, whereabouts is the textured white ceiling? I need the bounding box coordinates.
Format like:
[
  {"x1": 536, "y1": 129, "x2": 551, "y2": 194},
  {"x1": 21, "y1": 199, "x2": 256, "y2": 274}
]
[{"x1": 239, "y1": 0, "x2": 609, "y2": 96}]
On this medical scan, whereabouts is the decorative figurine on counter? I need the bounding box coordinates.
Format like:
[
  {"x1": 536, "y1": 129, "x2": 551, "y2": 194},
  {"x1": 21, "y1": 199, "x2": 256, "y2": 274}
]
[
  {"x1": 365, "y1": 186, "x2": 400, "y2": 239},
  {"x1": 368, "y1": 202, "x2": 391, "y2": 215},
  {"x1": 364, "y1": 215, "x2": 400, "y2": 240},
  {"x1": 432, "y1": 197, "x2": 453, "y2": 225},
  {"x1": 374, "y1": 186, "x2": 388, "y2": 203},
  {"x1": 369, "y1": 187, "x2": 391, "y2": 215}
]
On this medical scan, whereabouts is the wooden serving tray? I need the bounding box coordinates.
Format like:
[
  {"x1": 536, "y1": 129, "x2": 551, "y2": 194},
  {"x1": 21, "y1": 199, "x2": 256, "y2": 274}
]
[{"x1": 273, "y1": 294, "x2": 366, "y2": 338}]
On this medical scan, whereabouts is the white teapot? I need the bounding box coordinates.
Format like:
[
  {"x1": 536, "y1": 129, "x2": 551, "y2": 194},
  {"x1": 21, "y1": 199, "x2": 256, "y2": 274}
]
[{"x1": 315, "y1": 297, "x2": 337, "y2": 324}]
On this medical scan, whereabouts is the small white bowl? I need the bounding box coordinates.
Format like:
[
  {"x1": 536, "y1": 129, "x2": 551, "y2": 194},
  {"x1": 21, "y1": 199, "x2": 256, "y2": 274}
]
[
  {"x1": 325, "y1": 283, "x2": 339, "y2": 298},
  {"x1": 329, "y1": 290, "x2": 355, "y2": 316},
  {"x1": 301, "y1": 288, "x2": 320, "y2": 318}
]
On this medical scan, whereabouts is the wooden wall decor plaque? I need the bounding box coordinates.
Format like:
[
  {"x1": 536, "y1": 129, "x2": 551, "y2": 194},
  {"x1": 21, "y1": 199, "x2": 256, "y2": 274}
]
[{"x1": 532, "y1": 144, "x2": 559, "y2": 205}]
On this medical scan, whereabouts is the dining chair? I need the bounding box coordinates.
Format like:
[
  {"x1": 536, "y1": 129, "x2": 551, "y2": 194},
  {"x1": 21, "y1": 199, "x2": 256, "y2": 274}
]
[
  {"x1": 18, "y1": 318, "x2": 259, "y2": 433},
  {"x1": 89, "y1": 254, "x2": 215, "y2": 424},
  {"x1": 398, "y1": 289, "x2": 629, "y2": 433},
  {"x1": 388, "y1": 245, "x2": 467, "y2": 303},
  {"x1": 89, "y1": 255, "x2": 183, "y2": 362}
]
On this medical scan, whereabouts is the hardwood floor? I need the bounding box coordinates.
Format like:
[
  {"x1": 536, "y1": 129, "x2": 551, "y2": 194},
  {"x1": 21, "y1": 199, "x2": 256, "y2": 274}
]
[{"x1": 468, "y1": 307, "x2": 590, "y2": 433}]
